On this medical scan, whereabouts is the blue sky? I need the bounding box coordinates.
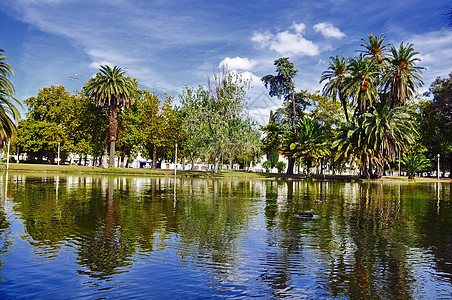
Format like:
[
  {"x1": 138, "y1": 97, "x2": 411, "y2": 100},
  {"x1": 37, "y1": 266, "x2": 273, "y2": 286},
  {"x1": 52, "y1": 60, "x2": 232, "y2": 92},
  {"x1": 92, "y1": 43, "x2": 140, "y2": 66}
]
[{"x1": 1, "y1": 0, "x2": 451, "y2": 124}]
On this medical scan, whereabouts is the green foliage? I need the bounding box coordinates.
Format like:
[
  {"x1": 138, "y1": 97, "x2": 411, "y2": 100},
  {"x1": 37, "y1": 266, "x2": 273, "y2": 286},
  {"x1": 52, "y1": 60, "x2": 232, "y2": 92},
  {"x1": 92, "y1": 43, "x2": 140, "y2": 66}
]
[
  {"x1": 262, "y1": 160, "x2": 271, "y2": 172},
  {"x1": 84, "y1": 65, "x2": 137, "y2": 167},
  {"x1": 275, "y1": 161, "x2": 286, "y2": 173},
  {"x1": 180, "y1": 67, "x2": 260, "y2": 173},
  {"x1": 282, "y1": 118, "x2": 330, "y2": 174},
  {"x1": 15, "y1": 86, "x2": 108, "y2": 164},
  {"x1": 399, "y1": 153, "x2": 431, "y2": 179},
  {"x1": 319, "y1": 34, "x2": 426, "y2": 179},
  {"x1": 0, "y1": 49, "x2": 21, "y2": 141},
  {"x1": 261, "y1": 58, "x2": 297, "y2": 100}
]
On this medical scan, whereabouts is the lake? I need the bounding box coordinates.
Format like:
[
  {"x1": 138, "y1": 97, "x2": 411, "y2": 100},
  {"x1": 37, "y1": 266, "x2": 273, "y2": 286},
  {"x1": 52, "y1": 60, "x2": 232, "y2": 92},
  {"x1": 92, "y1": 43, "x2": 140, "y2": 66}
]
[{"x1": 0, "y1": 173, "x2": 451, "y2": 299}]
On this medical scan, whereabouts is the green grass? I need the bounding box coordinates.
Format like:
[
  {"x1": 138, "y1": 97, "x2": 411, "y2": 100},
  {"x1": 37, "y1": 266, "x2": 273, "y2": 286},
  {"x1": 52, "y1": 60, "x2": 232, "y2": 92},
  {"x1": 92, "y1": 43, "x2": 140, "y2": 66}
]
[
  {"x1": 5, "y1": 163, "x2": 450, "y2": 182},
  {"x1": 5, "y1": 163, "x2": 273, "y2": 179}
]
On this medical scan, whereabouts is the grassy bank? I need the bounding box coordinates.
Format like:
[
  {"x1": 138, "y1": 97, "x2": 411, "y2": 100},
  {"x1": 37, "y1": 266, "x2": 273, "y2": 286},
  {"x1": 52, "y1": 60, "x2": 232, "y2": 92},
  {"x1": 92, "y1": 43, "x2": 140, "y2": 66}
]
[{"x1": 4, "y1": 163, "x2": 451, "y2": 182}]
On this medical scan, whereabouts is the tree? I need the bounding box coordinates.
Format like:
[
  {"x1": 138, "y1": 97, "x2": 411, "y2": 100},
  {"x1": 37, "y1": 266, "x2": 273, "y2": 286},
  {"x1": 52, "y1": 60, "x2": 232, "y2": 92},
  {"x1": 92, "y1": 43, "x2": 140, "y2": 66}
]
[
  {"x1": 180, "y1": 67, "x2": 257, "y2": 173},
  {"x1": 399, "y1": 154, "x2": 431, "y2": 179},
  {"x1": 282, "y1": 118, "x2": 331, "y2": 174},
  {"x1": 359, "y1": 33, "x2": 389, "y2": 65},
  {"x1": 320, "y1": 54, "x2": 350, "y2": 121},
  {"x1": 0, "y1": 49, "x2": 21, "y2": 141},
  {"x1": 382, "y1": 43, "x2": 424, "y2": 108},
  {"x1": 16, "y1": 86, "x2": 71, "y2": 163},
  {"x1": 262, "y1": 58, "x2": 302, "y2": 174},
  {"x1": 363, "y1": 99, "x2": 419, "y2": 177},
  {"x1": 344, "y1": 54, "x2": 379, "y2": 115},
  {"x1": 424, "y1": 72, "x2": 452, "y2": 177},
  {"x1": 85, "y1": 65, "x2": 136, "y2": 167},
  {"x1": 260, "y1": 111, "x2": 282, "y2": 170}
]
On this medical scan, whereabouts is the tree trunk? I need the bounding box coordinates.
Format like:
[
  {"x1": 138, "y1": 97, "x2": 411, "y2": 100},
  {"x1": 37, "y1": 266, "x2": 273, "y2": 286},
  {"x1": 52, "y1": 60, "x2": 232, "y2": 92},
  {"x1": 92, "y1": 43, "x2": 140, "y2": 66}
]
[
  {"x1": 213, "y1": 159, "x2": 220, "y2": 174},
  {"x1": 229, "y1": 159, "x2": 233, "y2": 170},
  {"x1": 152, "y1": 145, "x2": 157, "y2": 169},
  {"x1": 101, "y1": 138, "x2": 108, "y2": 168},
  {"x1": 449, "y1": 153, "x2": 452, "y2": 178},
  {"x1": 108, "y1": 102, "x2": 118, "y2": 167},
  {"x1": 286, "y1": 157, "x2": 295, "y2": 175},
  {"x1": 191, "y1": 154, "x2": 195, "y2": 170}
]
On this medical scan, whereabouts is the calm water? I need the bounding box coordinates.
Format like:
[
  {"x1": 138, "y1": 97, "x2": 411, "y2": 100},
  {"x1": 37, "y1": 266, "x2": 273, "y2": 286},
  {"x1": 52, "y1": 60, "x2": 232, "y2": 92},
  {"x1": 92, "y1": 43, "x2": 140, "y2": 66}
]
[{"x1": 0, "y1": 173, "x2": 451, "y2": 299}]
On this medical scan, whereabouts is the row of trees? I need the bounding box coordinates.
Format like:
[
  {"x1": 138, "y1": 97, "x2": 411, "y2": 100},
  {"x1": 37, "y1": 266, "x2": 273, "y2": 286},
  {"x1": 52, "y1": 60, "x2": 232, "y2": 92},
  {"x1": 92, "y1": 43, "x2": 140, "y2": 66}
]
[
  {"x1": 12, "y1": 65, "x2": 260, "y2": 171},
  {"x1": 260, "y1": 34, "x2": 452, "y2": 178},
  {"x1": 1, "y1": 37, "x2": 451, "y2": 178}
]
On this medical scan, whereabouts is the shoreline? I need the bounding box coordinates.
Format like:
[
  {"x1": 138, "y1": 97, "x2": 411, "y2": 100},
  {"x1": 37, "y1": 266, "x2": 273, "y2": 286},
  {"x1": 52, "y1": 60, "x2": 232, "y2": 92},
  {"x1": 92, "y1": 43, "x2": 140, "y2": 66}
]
[{"x1": 4, "y1": 163, "x2": 452, "y2": 182}]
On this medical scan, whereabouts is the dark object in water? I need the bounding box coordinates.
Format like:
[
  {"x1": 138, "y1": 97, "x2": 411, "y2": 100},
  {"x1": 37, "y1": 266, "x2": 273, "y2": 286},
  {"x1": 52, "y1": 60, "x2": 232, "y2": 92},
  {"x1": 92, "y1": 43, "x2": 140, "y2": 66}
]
[{"x1": 298, "y1": 212, "x2": 314, "y2": 219}]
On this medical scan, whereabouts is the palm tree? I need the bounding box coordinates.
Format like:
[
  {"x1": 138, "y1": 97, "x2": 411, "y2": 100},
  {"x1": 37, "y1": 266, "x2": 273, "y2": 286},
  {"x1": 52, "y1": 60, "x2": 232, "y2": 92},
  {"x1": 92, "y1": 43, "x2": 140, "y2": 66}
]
[
  {"x1": 344, "y1": 54, "x2": 379, "y2": 115},
  {"x1": 282, "y1": 118, "x2": 331, "y2": 174},
  {"x1": 333, "y1": 117, "x2": 377, "y2": 179},
  {"x1": 85, "y1": 65, "x2": 135, "y2": 167},
  {"x1": 0, "y1": 49, "x2": 21, "y2": 141},
  {"x1": 399, "y1": 154, "x2": 431, "y2": 179},
  {"x1": 360, "y1": 33, "x2": 389, "y2": 65},
  {"x1": 320, "y1": 54, "x2": 350, "y2": 121},
  {"x1": 382, "y1": 43, "x2": 424, "y2": 108},
  {"x1": 363, "y1": 98, "x2": 419, "y2": 177}
]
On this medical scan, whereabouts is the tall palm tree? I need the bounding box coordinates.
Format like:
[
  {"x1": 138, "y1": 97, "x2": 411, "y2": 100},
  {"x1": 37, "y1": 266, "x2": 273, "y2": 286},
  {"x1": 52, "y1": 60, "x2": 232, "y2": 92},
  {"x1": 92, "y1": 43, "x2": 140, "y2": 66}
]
[
  {"x1": 344, "y1": 54, "x2": 379, "y2": 115},
  {"x1": 320, "y1": 54, "x2": 350, "y2": 121},
  {"x1": 0, "y1": 49, "x2": 21, "y2": 141},
  {"x1": 85, "y1": 65, "x2": 135, "y2": 167},
  {"x1": 282, "y1": 118, "x2": 330, "y2": 174},
  {"x1": 382, "y1": 43, "x2": 424, "y2": 108}
]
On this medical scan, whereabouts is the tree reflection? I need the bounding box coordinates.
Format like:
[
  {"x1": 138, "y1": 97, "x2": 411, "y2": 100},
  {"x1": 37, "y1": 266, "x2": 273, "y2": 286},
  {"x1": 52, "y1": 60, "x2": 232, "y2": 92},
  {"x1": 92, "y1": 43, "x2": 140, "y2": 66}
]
[
  {"x1": 76, "y1": 177, "x2": 136, "y2": 279},
  {"x1": 3, "y1": 173, "x2": 452, "y2": 298}
]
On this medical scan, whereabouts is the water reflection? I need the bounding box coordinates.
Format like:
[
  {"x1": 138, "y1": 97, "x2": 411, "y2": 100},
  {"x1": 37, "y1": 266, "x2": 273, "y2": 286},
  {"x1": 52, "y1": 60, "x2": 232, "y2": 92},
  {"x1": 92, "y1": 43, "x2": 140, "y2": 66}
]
[{"x1": 0, "y1": 173, "x2": 451, "y2": 299}]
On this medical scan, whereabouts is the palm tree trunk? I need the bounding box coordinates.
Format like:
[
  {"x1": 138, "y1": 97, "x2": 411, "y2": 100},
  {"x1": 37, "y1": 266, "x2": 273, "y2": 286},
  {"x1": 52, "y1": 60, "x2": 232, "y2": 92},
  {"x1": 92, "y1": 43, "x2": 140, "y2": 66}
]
[
  {"x1": 108, "y1": 103, "x2": 118, "y2": 167},
  {"x1": 286, "y1": 157, "x2": 295, "y2": 175}
]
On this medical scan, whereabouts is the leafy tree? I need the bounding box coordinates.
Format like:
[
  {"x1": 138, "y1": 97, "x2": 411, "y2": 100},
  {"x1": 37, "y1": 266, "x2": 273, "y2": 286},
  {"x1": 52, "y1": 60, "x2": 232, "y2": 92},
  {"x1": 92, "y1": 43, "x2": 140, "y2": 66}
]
[
  {"x1": 0, "y1": 49, "x2": 21, "y2": 141},
  {"x1": 260, "y1": 110, "x2": 282, "y2": 169},
  {"x1": 117, "y1": 102, "x2": 140, "y2": 167},
  {"x1": 306, "y1": 91, "x2": 344, "y2": 132},
  {"x1": 85, "y1": 65, "x2": 136, "y2": 167},
  {"x1": 262, "y1": 58, "x2": 305, "y2": 174},
  {"x1": 423, "y1": 72, "x2": 452, "y2": 176},
  {"x1": 16, "y1": 86, "x2": 71, "y2": 163},
  {"x1": 180, "y1": 67, "x2": 257, "y2": 173},
  {"x1": 275, "y1": 161, "x2": 286, "y2": 173},
  {"x1": 137, "y1": 90, "x2": 183, "y2": 168}
]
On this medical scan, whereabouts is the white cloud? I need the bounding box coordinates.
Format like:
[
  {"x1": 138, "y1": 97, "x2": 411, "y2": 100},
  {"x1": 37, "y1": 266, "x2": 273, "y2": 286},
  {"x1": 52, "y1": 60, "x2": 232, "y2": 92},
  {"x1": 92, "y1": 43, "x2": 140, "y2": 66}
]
[
  {"x1": 251, "y1": 22, "x2": 319, "y2": 57},
  {"x1": 219, "y1": 57, "x2": 256, "y2": 71},
  {"x1": 251, "y1": 32, "x2": 271, "y2": 45},
  {"x1": 89, "y1": 61, "x2": 114, "y2": 69},
  {"x1": 313, "y1": 22, "x2": 346, "y2": 39},
  {"x1": 407, "y1": 30, "x2": 452, "y2": 92}
]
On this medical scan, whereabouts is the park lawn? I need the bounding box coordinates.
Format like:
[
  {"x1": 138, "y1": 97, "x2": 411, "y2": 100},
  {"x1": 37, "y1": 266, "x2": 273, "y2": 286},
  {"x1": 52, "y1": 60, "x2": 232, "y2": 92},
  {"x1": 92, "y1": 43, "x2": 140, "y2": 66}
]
[
  {"x1": 4, "y1": 163, "x2": 451, "y2": 182},
  {"x1": 5, "y1": 163, "x2": 271, "y2": 179}
]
